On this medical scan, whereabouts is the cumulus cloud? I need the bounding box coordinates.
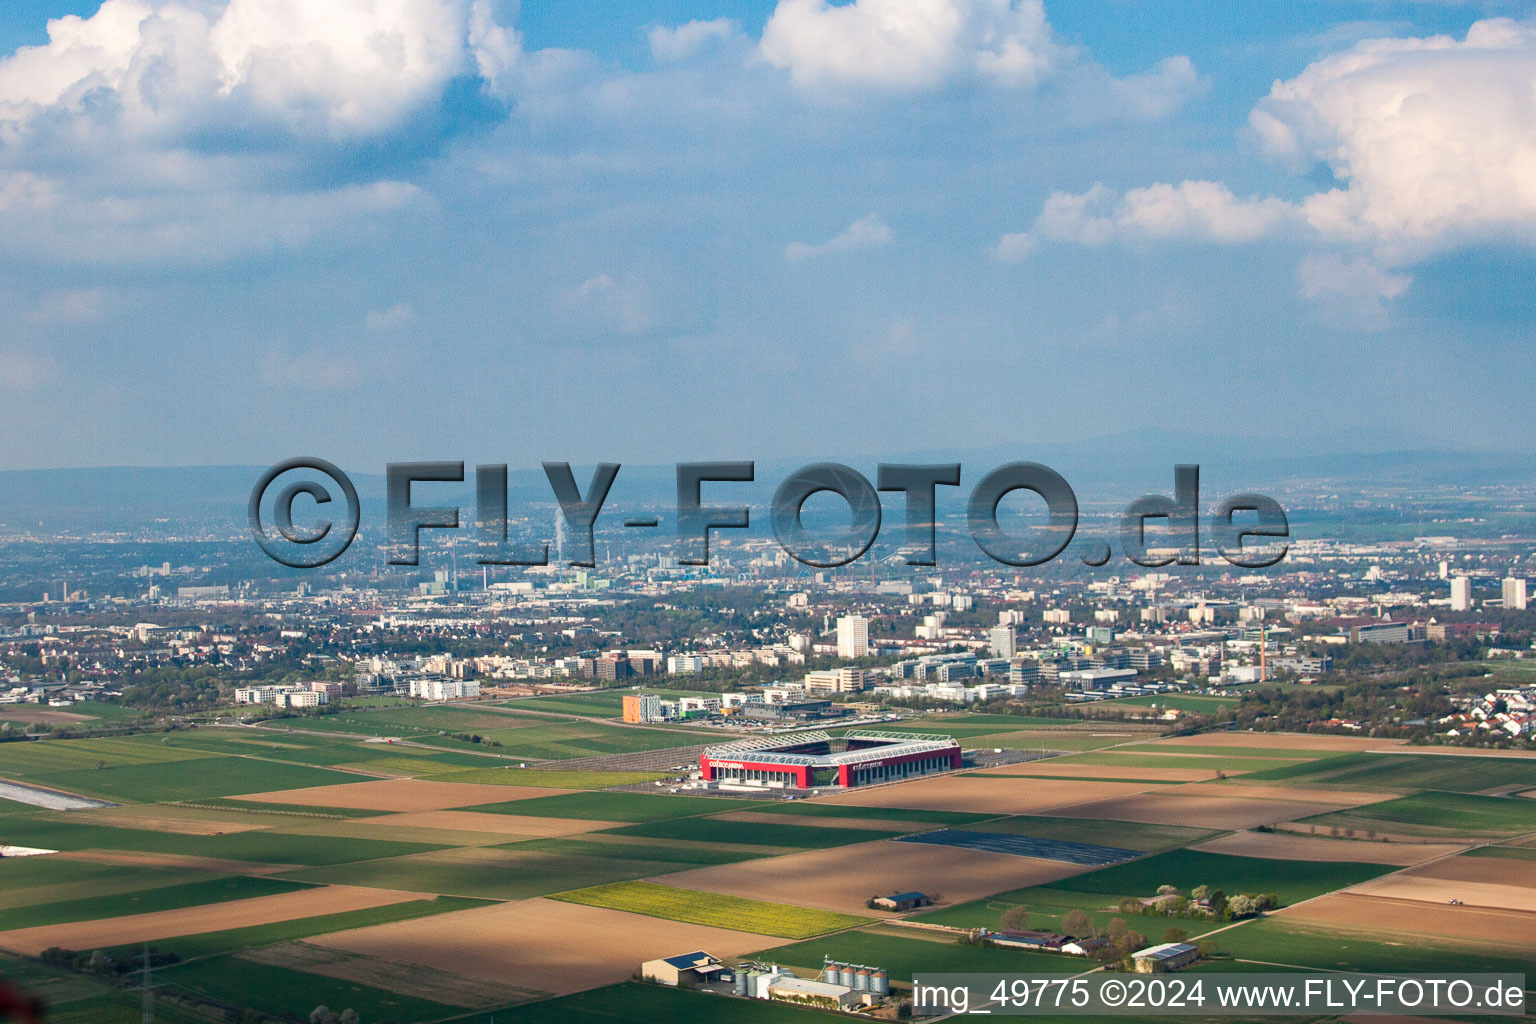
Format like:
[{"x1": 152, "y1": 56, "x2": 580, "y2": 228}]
[
  {"x1": 0, "y1": 0, "x2": 515, "y2": 139},
  {"x1": 786, "y1": 214, "x2": 893, "y2": 261},
  {"x1": 999, "y1": 18, "x2": 1536, "y2": 320},
  {"x1": 563, "y1": 274, "x2": 653, "y2": 335},
  {"x1": 998, "y1": 181, "x2": 1295, "y2": 256},
  {"x1": 649, "y1": 18, "x2": 740, "y2": 62},
  {"x1": 1251, "y1": 17, "x2": 1536, "y2": 255},
  {"x1": 759, "y1": 0, "x2": 1066, "y2": 92},
  {"x1": 1297, "y1": 253, "x2": 1412, "y2": 331}
]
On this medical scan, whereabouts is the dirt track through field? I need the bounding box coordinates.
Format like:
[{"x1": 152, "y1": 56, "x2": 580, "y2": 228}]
[
  {"x1": 232, "y1": 779, "x2": 575, "y2": 811},
  {"x1": 1172, "y1": 782, "x2": 1395, "y2": 807},
  {"x1": 1190, "y1": 831, "x2": 1467, "y2": 865},
  {"x1": 652, "y1": 837, "x2": 1092, "y2": 915},
  {"x1": 311, "y1": 897, "x2": 782, "y2": 996},
  {"x1": 0, "y1": 885, "x2": 422, "y2": 956},
  {"x1": 713, "y1": 811, "x2": 929, "y2": 831}
]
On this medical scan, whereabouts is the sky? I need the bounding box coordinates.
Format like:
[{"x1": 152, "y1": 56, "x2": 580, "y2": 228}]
[{"x1": 0, "y1": 0, "x2": 1532, "y2": 470}]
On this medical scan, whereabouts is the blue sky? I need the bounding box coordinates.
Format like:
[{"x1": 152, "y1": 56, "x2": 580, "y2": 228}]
[{"x1": 0, "y1": 0, "x2": 1531, "y2": 469}]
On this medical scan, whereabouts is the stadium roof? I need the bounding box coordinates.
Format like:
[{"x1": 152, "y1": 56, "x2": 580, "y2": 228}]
[{"x1": 704, "y1": 730, "x2": 959, "y2": 767}]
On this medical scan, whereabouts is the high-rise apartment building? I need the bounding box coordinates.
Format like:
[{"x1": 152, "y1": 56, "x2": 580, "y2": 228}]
[{"x1": 836, "y1": 615, "x2": 869, "y2": 659}]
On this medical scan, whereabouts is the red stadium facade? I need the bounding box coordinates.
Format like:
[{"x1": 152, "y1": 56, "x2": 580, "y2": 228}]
[{"x1": 699, "y1": 731, "x2": 961, "y2": 789}]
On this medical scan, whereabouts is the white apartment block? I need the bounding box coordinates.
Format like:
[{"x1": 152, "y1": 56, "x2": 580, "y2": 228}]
[{"x1": 836, "y1": 615, "x2": 869, "y2": 659}]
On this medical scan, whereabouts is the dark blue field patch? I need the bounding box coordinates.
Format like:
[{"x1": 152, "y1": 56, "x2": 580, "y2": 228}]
[{"x1": 895, "y1": 829, "x2": 1141, "y2": 865}]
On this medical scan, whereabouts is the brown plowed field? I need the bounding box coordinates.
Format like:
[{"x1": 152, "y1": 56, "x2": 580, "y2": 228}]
[
  {"x1": 231, "y1": 779, "x2": 573, "y2": 811},
  {"x1": 310, "y1": 897, "x2": 782, "y2": 996},
  {"x1": 1190, "y1": 831, "x2": 1467, "y2": 865},
  {"x1": 652, "y1": 836, "x2": 1092, "y2": 915},
  {"x1": 1279, "y1": 892, "x2": 1536, "y2": 947},
  {"x1": 0, "y1": 885, "x2": 421, "y2": 956}
]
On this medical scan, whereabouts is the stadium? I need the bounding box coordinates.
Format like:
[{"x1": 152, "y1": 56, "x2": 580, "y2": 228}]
[{"x1": 699, "y1": 730, "x2": 962, "y2": 789}]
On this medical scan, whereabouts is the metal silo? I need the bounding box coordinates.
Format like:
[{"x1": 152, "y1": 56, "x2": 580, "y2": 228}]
[
  {"x1": 839, "y1": 965, "x2": 855, "y2": 988},
  {"x1": 872, "y1": 970, "x2": 890, "y2": 997},
  {"x1": 854, "y1": 968, "x2": 871, "y2": 992},
  {"x1": 822, "y1": 960, "x2": 841, "y2": 984},
  {"x1": 734, "y1": 971, "x2": 749, "y2": 996}
]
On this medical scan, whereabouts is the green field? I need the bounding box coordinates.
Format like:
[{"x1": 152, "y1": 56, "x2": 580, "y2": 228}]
[
  {"x1": 507, "y1": 836, "x2": 766, "y2": 865},
  {"x1": 0, "y1": 815, "x2": 448, "y2": 865},
  {"x1": 421, "y1": 766, "x2": 672, "y2": 788},
  {"x1": 1298, "y1": 791, "x2": 1536, "y2": 838},
  {"x1": 1111, "y1": 695, "x2": 1240, "y2": 713},
  {"x1": 1242, "y1": 751, "x2": 1536, "y2": 793},
  {"x1": 599, "y1": 817, "x2": 906, "y2": 848},
  {"x1": 285, "y1": 845, "x2": 707, "y2": 900},
  {"x1": 156, "y1": 954, "x2": 476, "y2": 1021},
  {"x1": 14, "y1": 755, "x2": 371, "y2": 803},
  {"x1": 1048, "y1": 751, "x2": 1311, "y2": 772},
  {"x1": 549, "y1": 880, "x2": 867, "y2": 938},
  {"x1": 1039, "y1": 849, "x2": 1394, "y2": 906},
  {"x1": 749, "y1": 801, "x2": 993, "y2": 825},
  {"x1": 99, "y1": 896, "x2": 490, "y2": 961},
  {"x1": 1467, "y1": 844, "x2": 1536, "y2": 862},
  {"x1": 0, "y1": 875, "x2": 313, "y2": 931},
  {"x1": 1213, "y1": 917, "x2": 1536, "y2": 975},
  {"x1": 757, "y1": 927, "x2": 1081, "y2": 981},
  {"x1": 911, "y1": 888, "x2": 1225, "y2": 939},
  {"x1": 965, "y1": 815, "x2": 1219, "y2": 852},
  {"x1": 464, "y1": 791, "x2": 753, "y2": 822}
]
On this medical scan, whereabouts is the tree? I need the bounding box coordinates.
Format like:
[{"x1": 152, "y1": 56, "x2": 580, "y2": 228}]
[
  {"x1": 1227, "y1": 894, "x2": 1257, "y2": 918},
  {"x1": 1162, "y1": 926, "x2": 1188, "y2": 943},
  {"x1": 1107, "y1": 917, "x2": 1128, "y2": 940},
  {"x1": 339, "y1": 1011, "x2": 358, "y2": 1024},
  {"x1": 1208, "y1": 890, "x2": 1229, "y2": 919},
  {"x1": 1062, "y1": 909, "x2": 1092, "y2": 937},
  {"x1": 999, "y1": 905, "x2": 1030, "y2": 932},
  {"x1": 1191, "y1": 885, "x2": 1210, "y2": 903},
  {"x1": 1156, "y1": 885, "x2": 1180, "y2": 897},
  {"x1": 310, "y1": 1008, "x2": 337, "y2": 1024}
]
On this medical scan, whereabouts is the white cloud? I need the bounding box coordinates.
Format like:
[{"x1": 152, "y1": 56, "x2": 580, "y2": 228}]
[
  {"x1": 1006, "y1": 181, "x2": 1296, "y2": 253},
  {"x1": 364, "y1": 301, "x2": 415, "y2": 331},
  {"x1": 564, "y1": 274, "x2": 653, "y2": 334},
  {"x1": 1251, "y1": 17, "x2": 1536, "y2": 255},
  {"x1": 786, "y1": 213, "x2": 893, "y2": 261},
  {"x1": 999, "y1": 18, "x2": 1536, "y2": 321},
  {"x1": 0, "y1": 0, "x2": 518, "y2": 139},
  {"x1": 759, "y1": 0, "x2": 1065, "y2": 92},
  {"x1": 1296, "y1": 253, "x2": 1412, "y2": 331},
  {"x1": 649, "y1": 18, "x2": 740, "y2": 62}
]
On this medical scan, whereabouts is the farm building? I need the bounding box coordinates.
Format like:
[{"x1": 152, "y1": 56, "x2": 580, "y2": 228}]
[
  {"x1": 639, "y1": 951, "x2": 726, "y2": 986},
  {"x1": 700, "y1": 730, "x2": 961, "y2": 788},
  {"x1": 873, "y1": 892, "x2": 931, "y2": 911},
  {"x1": 1131, "y1": 942, "x2": 1199, "y2": 973}
]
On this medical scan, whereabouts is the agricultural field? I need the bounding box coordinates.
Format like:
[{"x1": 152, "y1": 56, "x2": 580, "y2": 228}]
[
  {"x1": 548, "y1": 880, "x2": 868, "y2": 937},
  {"x1": 964, "y1": 815, "x2": 1220, "y2": 853},
  {"x1": 464, "y1": 791, "x2": 756, "y2": 822},
  {"x1": 1108, "y1": 694, "x2": 1241, "y2": 713},
  {"x1": 1038, "y1": 848, "x2": 1397, "y2": 907},
  {"x1": 1297, "y1": 790, "x2": 1536, "y2": 839},
  {"x1": 1242, "y1": 750, "x2": 1536, "y2": 793},
  {"x1": 598, "y1": 816, "x2": 911, "y2": 847},
  {"x1": 6, "y1": 721, "x2": 1534, "y2": 1024}
]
